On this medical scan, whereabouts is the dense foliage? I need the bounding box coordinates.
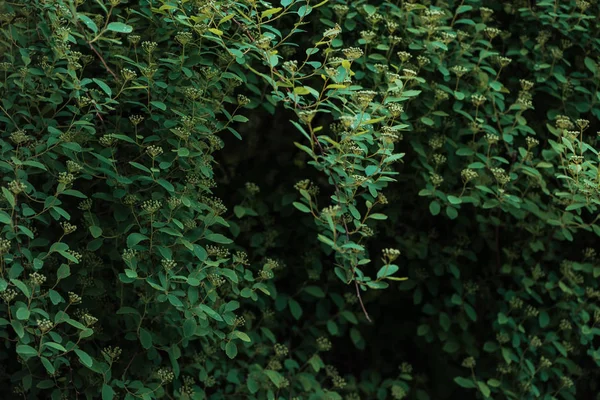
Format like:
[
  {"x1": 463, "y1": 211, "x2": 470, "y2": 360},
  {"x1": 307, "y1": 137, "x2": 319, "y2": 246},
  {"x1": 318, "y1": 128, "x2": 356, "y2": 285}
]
[{"x1": 2, "y1": 0, "x2": 600, "y2": 399}]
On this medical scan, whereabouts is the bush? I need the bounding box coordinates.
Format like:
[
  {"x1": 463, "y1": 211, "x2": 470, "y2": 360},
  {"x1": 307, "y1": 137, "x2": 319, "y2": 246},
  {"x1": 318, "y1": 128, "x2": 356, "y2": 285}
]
[{"x1": 1, "y1": 0, "x2": 600, "y2": 399}]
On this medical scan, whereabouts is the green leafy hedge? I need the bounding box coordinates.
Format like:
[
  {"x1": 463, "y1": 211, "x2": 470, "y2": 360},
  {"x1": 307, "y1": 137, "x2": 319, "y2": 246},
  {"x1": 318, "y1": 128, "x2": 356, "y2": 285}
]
[{"x1": 1, "y1": 0, "x2": 600, "y2": 399}]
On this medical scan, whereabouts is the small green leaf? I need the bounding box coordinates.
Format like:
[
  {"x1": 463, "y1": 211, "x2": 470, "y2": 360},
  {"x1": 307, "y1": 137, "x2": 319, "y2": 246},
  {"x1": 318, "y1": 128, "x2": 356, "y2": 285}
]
[
  {"x1": 127, "y1": 233, "x2": 149, "y2": 248},
  {"x1": 233, "y1": 331, "x2": 252, "y2": 342},
  {"x1": 93, "y1": 79, "x2": 112, "y2": 96},
  {"x1": 2, "y1": 187, "x2": 15, "y2": 208},
  {"x1": 44, "y1": 342, "x2": 67, "y2": 352},
  {"x1": 17, "y1": 345, "x2": 38, "y2": 357},
  {"x1": 377, "y1": 265, "x2": 399, "y2": 279},
  {"x1": 0, "y1": 210, "x2": 11, "y2": 224},
  {"x1": 264, "y1": 370, "x2": 284, "y2": 388},
  {"x1": 199, "y1": 304, "x2": 223, "y2": 321},
  {"x1": 365, "y1": 165, "x2": 378, "y2": 176},
  {"x1": 454, "y1": 376, "x2": 476, "y2": 389},
  {"x1": 498, "y1": 312, "x2": 509, "y2": 325},
  {"x1": 139, "y1": 328, "x2": 153, "y2": 349},
  {"x1": 205, "y1": 233, "x2": 233, "y2": 244},
  {"x1": 75, "y1": 349, "x2": 93, "y2": 368},
  {"x1": 304, "y1": 286, "x2": 325, "y2": 298},
  {"x1": 584, "y1": 57, "x2": 597, "y2": 74},
  {"x1": 447, "y1": 195, "x2": 462, "y2": 205},
  {"x1": 41, "y1": 357, "x2": 55, "y2": 374},
  {"x1": 11, "y1": 279, "x2": 30, "y2": 298},
  {"x1": 288, "y1": 298, "x2": 302, "y2": 320},
  {"x1": 456, "y1": 5, "x2": 473, "y2": 14},
  {"x1": 478, "y1": 381, "x2": 491, "y2": 398},
  {"x1": 57, "y1": 264, "x2": 70, "y2": 280},
  {"x1": 150, "y1": 101, "x2": 167, "y2": 111},
  {"x1": 293, "y1": 86, "x2": 311, "y2": 95},
  {"x1": 225, "y1": 341, "x2": 237, "y2": 358},
  {"x1": 102, "y1": 384, "x2": 115, "y2": 400},
  {"x1": 429, "y1": 200, "x2": 441, "y2": 215},
  {"x1": 78, "y1": 15, "x2": 98, "y2": 33},
  {"x1": 106, "y1": 22, "x2": 133, "y2": 33},
  {"x1": 293, "y1": 202, "x2": 311, "y2": 213},
  {"x1": 539, "y1": 311, "x2": 550, "y2": 328},
  {"x1": 89, "y1": 226, "x2": 102, "y2": 238},
  {"x1": 16, "y1": 306, "x2": 30, "y2": 320},
  {"x1": 446, "y1": 206, "x2": 458, "y2": 219},
  {"x1": 261, "y1": 7, "x2": 282, "y2": 18},
  {"x1": 421, "y1": 117, "x2": 434, "y2": 126},
  {"x1": 180, "y1": 318, "x2": 196, "y2": 339}
]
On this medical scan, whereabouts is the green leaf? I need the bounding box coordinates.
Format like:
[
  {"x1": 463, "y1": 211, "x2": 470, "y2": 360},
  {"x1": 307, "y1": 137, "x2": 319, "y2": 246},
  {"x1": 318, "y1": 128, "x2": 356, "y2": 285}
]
[
  {"x1": 0, "y1": 210, "x2": 11, "y2": 224},
  {"x1": 498, "y1": 312, "x2": 509, "y2": 324},
  {"x1": 288, "y1": 298, "x2": 302, "y2": 320},
  {"x1": 293, "y1": 202, "x2": 311, "y2": 213},
  {"x1": 402, "y1": 90, "x2": 421, "y2": 97},
  {"x1": 129, "y1": 161, "x2": 151, "y2": 173},
  {"x1": 183, "y1": 318, "x2": 197, "y2": 338},
  {"x1": 102, "y1": 384, "x2": 115, "y2": 400},
  {"x1": 233, "y1": 331, "x2": 252, "y2": 342},
  {"x1": 478, "y1": 381, "x2": 491, "y2": 398},
  {"x1": 421, "y1": 117, "x2": 434, "y2": 126},
  {"x1": 584, "y1": 57, "x2": 597, "y2": 74},
  {"x1": 139, "y1": 328, "x2": 153, "y2": 349},
  {"x1": 106, "y1": 22, "x2": 133, "y2": 33},
  {"x1": 308, "y1": 354, "x2": 324, "y2": 372},
  {"x1": 446, "y1": 206, "x2": 458, "y2": 219},
  {"x1": 454, "y1": 376, "x2": 476, "y2": 389},
  {"x1": 261, "y1": 7, "x2": 282, "y2": 18},
  {"x1": 264, "y1": 370, "x2": 284, "y2": 388},
  {"x1": 17, "y1": 345, "x2": 38, "y2": 357},
  {"x1": 12, "y1": 321, "x2": 24, "y2": 338},
  {"x1": 225, "y1": 341, "x2": 237, "y2": 358},
  {"x1": 487, "y1": 379, "x2": 501, "y2": 388},
  {"x1": 89, "y1": 226, "x2": 103, "y2": 238},
  {"x1": 199, "y1": 304, "x2": 223, "y2": 321},
  {"x1": 205, "y1": 233, "x2": 233, "y2": 244},
  {"x1": 2, "y1": 187, "x2": 15, "y2": 208},
  {"x1": 41, "y1": 357, "x2": 55, "y2": 374},
  {"x1": 539, "y1": 311, "x2": 550, "y2": 328},
  {"x1": 11, "y1": 279, "x2": 30, "y2": 298},
  {"x1": 93, "y1": 79, "x2": 112, "y2": 96},
  {"x1": 75, "y1": 349, "x2": 93, "y2": 368},
  {"x1": 44, "y1": 342, "x2": 67, "y2": 352},
  {"x1": 78, "y1": 15, "x2": 98, "y2": 33},
  {"x1": 150, "y1": 101, "x2": 167, "y2": 111},
  {"x1": 16, "y1": 306, "x2": 30, "y2": 320},
  {"x1": 429, "y1": 200, "x2": 441, "y2": 215},
  {"x1": 439, "y1": 312, "x2": 451, "y2": 332},
  {"x1": 447, "y1": 195, "x2": 462, "y2": 205},
  {"x1": 127, "y1": 233, "x2": 149, "y2": 248},
  {"x1": 293, "y1": 86, "x2": 311, "y2": 95},
  {"x1": 377, "y1": 265, "x2": 399, "y2": 279},
  {"x1": 365, "y1": 165, "x2": 378, "y2": 176},
  {"x1": 304, "y1": 286, "x2": 325, "y2": 298},
  {"x1": 57, "y1": 264, "x2": 70, "y2": 280},
  {"x1": 456, "y1": 5, "x2": 473, "y2": 14}
]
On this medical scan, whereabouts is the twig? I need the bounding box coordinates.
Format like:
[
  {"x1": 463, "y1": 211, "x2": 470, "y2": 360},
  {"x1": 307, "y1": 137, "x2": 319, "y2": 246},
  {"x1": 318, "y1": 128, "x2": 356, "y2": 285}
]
[
  {"x1": 88, "y1": 42, "x2": 118, "y2": 80},
  {"x1": 355, "y1": 280, "x2": 372, "y2": 323}
]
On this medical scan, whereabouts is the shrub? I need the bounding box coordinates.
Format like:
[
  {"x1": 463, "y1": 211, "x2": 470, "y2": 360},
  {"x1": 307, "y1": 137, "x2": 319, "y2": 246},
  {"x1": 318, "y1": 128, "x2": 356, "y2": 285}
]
[{"x1": 1, "y1": 0, "x2": 600, "y2": 399}]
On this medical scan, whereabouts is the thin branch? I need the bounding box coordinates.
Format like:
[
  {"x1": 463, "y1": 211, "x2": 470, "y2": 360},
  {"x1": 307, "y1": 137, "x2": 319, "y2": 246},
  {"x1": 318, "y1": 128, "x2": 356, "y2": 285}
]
[
  {"x1": 355, "y1": 281, "x2": 372, "y2": 323},
  {"x1": 88, "y1": 42, "x2": 118, "y2": 80}
]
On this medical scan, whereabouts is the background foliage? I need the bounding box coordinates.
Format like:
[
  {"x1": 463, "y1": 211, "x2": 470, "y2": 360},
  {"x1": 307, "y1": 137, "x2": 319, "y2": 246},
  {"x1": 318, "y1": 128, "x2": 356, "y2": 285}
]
[{"x1": 2, "y1": 0, "x2": 600, "y2": 399}]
